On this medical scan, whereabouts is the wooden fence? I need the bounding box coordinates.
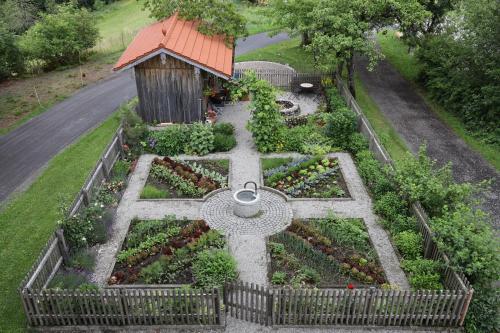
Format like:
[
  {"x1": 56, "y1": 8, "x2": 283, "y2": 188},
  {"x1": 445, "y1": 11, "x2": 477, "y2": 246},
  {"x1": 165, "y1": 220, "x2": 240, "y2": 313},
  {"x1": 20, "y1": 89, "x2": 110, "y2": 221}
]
[
  {"x1": 224, "y1": 282, "x2": 471, "y2": 327},
  {"x1": 233, "y1": 68, "x2": 333, "y2": 91},
  {"x1": 68, "y1": 127, "x2": 124, "y2": 217}
]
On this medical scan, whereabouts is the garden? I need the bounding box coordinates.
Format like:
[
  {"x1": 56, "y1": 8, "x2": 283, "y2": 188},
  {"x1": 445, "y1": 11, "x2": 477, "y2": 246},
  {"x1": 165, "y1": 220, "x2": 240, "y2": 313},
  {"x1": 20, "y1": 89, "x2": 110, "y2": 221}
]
[
  {"x1": 109, "y1": 216, "x2": 237, "y2": 287},
  {"x1": 262, "y1": 156, "x2": 349, "y2": 199},
  {"x1": 268, "y1": 217, "x2": 386, "y2": 288},
  {"x1": 141, "y1": 157, "x2": 229, "y2": 199}
]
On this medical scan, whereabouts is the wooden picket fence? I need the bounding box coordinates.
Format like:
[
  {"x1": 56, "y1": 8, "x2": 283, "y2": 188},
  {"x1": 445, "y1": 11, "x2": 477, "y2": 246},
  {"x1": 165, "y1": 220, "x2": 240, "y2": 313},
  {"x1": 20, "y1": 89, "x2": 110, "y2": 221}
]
[
  {"x1": 67, "y1": 126, "x2": 124, "y2": 217},
  {"x1": 233, "y1": 68, "x2": 333, "y2": 91},
  {"x1": 223, "y1": 282, "x2": 471, "y2": 327}
]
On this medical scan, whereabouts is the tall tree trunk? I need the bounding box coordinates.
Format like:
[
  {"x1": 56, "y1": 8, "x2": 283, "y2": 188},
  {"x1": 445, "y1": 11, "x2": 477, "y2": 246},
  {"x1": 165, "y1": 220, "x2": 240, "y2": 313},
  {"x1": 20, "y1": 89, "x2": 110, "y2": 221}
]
[{"x1": 347, "y1": 54, "x2": 356, "y2": 98}]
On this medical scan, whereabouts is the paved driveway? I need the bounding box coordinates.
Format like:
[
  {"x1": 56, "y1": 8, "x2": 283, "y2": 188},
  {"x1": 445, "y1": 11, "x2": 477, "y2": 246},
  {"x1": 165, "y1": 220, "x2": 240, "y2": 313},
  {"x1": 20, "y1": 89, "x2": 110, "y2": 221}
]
[
  {"x1": 356, "y1": 57, "x2": 500, "y2": 227},
  {"x1": 0, "y1": 32, "x2": 290, "y2": 204}
]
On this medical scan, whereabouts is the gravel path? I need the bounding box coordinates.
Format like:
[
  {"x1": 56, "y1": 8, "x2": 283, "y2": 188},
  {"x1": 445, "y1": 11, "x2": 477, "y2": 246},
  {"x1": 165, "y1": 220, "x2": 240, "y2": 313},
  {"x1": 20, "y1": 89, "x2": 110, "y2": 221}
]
[{"x1": 356, "y1": 56, "x2": 500, "y2": 228}]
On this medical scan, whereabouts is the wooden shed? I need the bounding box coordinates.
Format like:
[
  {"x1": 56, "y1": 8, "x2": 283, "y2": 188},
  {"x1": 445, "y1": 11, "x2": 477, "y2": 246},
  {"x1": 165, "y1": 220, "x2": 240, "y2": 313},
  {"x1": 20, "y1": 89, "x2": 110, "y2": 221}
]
[{"x1": 113, "y1": 13, "x2": 234, "y2": 124}]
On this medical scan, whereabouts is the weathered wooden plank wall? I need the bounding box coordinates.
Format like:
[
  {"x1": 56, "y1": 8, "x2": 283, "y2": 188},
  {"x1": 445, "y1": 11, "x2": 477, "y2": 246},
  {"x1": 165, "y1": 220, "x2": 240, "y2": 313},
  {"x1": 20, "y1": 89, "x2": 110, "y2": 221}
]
[{"x1": 135, "y1": 55, "x2": 205, "y2": 124}]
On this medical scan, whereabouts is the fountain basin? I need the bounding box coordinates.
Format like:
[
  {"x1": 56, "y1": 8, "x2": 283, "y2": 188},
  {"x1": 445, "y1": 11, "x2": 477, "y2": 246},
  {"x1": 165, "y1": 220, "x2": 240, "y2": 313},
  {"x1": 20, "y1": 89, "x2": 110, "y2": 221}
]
[{"x1": 233, "y1": 189, "x2": 261, "y2": 218}]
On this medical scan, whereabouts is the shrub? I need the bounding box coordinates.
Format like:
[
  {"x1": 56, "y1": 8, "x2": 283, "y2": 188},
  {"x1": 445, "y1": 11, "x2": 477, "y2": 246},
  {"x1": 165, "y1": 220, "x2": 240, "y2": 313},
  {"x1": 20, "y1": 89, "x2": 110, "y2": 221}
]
[
  {"x1": 383, "y1": 215, "x2": 418, "y2": 235},
  {"x1": 313, "y1": 217, "x2": 372, "y2": 255},
  {"x1": 408, "y1": 273, "x2": 442, "y2": 290},
  {"x1": 68, "y1": 250, "x2": 95, "y2": 271},
  {"x1": 148, "y1": 125, "x2": 190, "y2": 156},
  {"x1": 401, "y1": 258, "x2": 442, "y2": 275},
  {"x1": 465, "y1": 285, "x2": 500, "y2": 333},
  {"x1": 192, "y1": 249, "x2": 237, "y2": 288},
  {"x1": 19, "y1": 4, "x2": 99, "y2": 69},
  {"x1": 213, "y1": 123, "x2": 234, "y2": 136},
  {"x1": 293, "y1": 267, "x2": 321, "y2": 285},
  {"x1": 393, "y1": 231, "x2": 423, "y2": 260},
  {"x1": 355, "y1": 150, "x2": 395, "y2": 199},
  {"x1": 112, "y1": 160, "x2": 131, "y2": 180},
  {"x1": 247, "y1": 79, "x2": 285, "y2": 152},
  {"x1": 141, "y1": 184, "x2": 168, "y2": 199},
  {"x1": 271, "y1": 271, "x2": 287, "y2": 285},
  {"x1": 347, "y1": 132, "x2": 369, "y2": 154},
  {"x1": 140, "y1": 261, "x2": 165, "y2": 284},
  {"x1": 0, "y1": 23, "x2": 23, "y2": 80},
  {"x1": 374, "y1": 191, "x2": 408, "y2": 222},
  {"x1": 185, "y1": 122, "x2": 214, "y2": 156},
  {"x1": 269, "y1": 242, "x2": 285, "y2": 256},
  {"x1": 325, "y1": 88, "x2": 347, "y2": 111},
  {"x1": 213, "y1": 133, "x2": 237, "y2": 152},
  {"x1": 121, "y1": 100, "x2": 147, "y2": 150},
  {"x1": 324, "y1": 107, "x2": 357, "y2": 148}
]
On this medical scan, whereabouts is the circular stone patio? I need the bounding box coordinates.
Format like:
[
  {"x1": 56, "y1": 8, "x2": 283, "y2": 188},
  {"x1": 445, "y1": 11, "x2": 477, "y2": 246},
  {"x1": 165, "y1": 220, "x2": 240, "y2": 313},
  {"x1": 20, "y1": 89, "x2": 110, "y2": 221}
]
[{"x1": 201, "y1": 188, "x2": 293, "y2": 236}]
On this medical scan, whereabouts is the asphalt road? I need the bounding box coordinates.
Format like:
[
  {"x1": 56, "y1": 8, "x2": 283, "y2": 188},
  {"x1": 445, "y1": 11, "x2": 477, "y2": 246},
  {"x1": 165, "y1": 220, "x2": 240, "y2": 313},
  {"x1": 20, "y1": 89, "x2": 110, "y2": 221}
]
[
  {"x1": 0, "y1": 32, "x2": 290, "y2": 204},
  {"x1": 356, "y1": 56, "x2": 500, "y2": 227}
]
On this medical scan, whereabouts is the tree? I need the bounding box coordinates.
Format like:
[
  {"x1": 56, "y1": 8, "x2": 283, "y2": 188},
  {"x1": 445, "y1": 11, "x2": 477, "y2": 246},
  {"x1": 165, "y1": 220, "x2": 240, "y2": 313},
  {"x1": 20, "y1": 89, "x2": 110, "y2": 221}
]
[
  {"x1": 268, "y1": 0, "x2": 318, "y2": 46},
  {"x1": 0, "y1": 23, "x2": 24, "y2": 80},
  {"x1": 142, "y1": 0, "x2": 247, "y2": 41},
  {"x1": 0, "y1": 0, "x2": 38, "y2": 34},
  {"x1": 19, "y1": 4, "x2": 99, "y2": 70}
]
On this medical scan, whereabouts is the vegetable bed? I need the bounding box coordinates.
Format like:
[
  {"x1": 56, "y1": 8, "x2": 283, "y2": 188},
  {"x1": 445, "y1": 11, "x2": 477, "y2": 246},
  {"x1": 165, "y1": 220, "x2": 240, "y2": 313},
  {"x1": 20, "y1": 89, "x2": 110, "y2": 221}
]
[
  {"x1": 268, "y1": 218, "x2": 386, "y2": 288},
  {"x1": 110, "y1": 216, "x2": 237, "y2": 287},
  {"x1": 262, "y1": 156, "x2": 349, "y2": 198},
  {"x1": 141, "y1": 157, "x2": 229, "y2": 199}
]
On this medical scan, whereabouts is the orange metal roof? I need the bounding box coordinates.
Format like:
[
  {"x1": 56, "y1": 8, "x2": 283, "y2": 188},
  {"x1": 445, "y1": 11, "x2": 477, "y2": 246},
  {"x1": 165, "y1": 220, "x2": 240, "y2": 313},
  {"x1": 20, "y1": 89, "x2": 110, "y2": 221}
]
[{"x1": 113, "y1": 13, "x2": 234, "y2": 78}]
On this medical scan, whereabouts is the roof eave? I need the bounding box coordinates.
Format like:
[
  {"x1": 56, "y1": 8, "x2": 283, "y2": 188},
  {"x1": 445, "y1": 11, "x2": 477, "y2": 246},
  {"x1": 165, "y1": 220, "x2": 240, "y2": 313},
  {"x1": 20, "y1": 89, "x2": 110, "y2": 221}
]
[{"x1": 113, "y1": 48, "x2": 231, "y2": 80}]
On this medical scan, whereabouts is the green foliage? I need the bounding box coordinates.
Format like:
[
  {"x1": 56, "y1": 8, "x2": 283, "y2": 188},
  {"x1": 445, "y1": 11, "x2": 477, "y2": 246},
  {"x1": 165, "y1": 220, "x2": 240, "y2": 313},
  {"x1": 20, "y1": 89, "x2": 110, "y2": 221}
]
[
  {"x1": 283, "y1": 124, "x2": 331, "y2": 153},
  {"x1": 111, "y1": 160, "x2": 131, "y2": 180},
  {"x1": 430, "y1": 204, "x2": 500, "y2": 285},
  {"x1": 213, "y1": 122, "x2": 235, "y2": 136},
  {"x1": 192, "y1": 249, "x2": 237, "y2": 288},
  {"x1": 401, "y1": 257, "x2": 443, "y2": 290},
  {"x1": 395, "y1": 146, "x2": 480, "y2": 215},
  {"x1": 126, "y1": 216, "x2": 178, "y2": 248},
  {"x1": 148, "y1": 125, "x2": 191, "y2": 156},
  {"x1": 121, "y1": 99, "x2": 147, "y2": 149},
  {"x1": 374, "y1": 191, "x2": 408, "y2": 222},
  {"x1": 142, "y1": 0, "x2": 247, "y2": 41},
  {"x1": 291, "y1": 267, "x2": 321, "y2": 286},
  {"x1": 185, "y1": 122, "x2": 214, "y2": 156},
  {"x1": 269, "y1": 242, "x2": 285, "y2": 256},
  {"x1": 382, "y1": 214, "x2": 418, "y2": 236},
  {"x1": 355, "y1": 150, "x2": 395, "y2": 199},
  {"x1": 393, "y1": 231, "x2": 423, "y2": 260},
  {"x1": 213, "y1": 133, "x2": 237, "y2": 152},
  {"x1": 224, "y1": 71, "x2": 258, "y2": 101},
  {"x1": 140, "y1": 261, "x2": 165, "y2": 284},
  {"x1": 465, "y1": 285, "x2": 500, "y2": 333},
  {"x1": 68, "y1": 250, "x2": 95, "y2": 271},
  {"x1": 19, "y1": 4, "x2": 99, "y2": 70},
  {"x1": 0, "y1": 23, "x2": 24, "y2": 80},
  {"x1": 408, "y1": 273, "x2": 442, "y2": 290},
  {"x1": 271, "y1": 271, "x2": 287, "y2": 285},
  {"x1": 247, "y1": 79, "x2": 285, "y2": 152},
  {"x1": 49, "y1": 272, "x2": 87, "y2": 289},
  {"x1": 140, "y1": 184, "x2": 169, "y2": 199},
  {"x1": 347, "y1": 132, "x2": 369, "y2": 154},
  {"x1": 324, "y1": 108, "x2": 358, "y2": 149},
  {"x1": 416, "y1": 0, "x2": 500, "y2": 144}
]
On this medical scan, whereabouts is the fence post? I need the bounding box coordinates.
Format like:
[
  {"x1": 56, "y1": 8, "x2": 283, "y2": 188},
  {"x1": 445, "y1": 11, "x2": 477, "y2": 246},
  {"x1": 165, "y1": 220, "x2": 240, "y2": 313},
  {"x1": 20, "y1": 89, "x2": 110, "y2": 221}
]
[
  {"x1": 266, "y1": 289, "x2": 273, "y2": 326},
  {"x1": 458, "y1": 289, "x2": 474, "y2": 326},
  {"x1": 101, "y1": 157, "x2": 110, "y2": 181},
  {"x1": 81, "y1": 188, "x2": 90, "y2": 207},
  {"x1": 55, "y1": 229, "x2": 70, "y2": 265},
  {"x1": 119, "y1": 288, "x2": 129, "y2": 325},
  {"x1": 215, "y1": 288, "x2": 223, "y2": 326}
]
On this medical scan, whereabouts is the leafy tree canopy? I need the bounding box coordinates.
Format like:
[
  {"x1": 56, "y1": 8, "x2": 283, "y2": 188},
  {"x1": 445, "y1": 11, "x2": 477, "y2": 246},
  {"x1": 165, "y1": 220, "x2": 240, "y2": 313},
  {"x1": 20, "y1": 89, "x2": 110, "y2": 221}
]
[{"x1": 142, "y1": 0, "x2": 247, "y2": 41}]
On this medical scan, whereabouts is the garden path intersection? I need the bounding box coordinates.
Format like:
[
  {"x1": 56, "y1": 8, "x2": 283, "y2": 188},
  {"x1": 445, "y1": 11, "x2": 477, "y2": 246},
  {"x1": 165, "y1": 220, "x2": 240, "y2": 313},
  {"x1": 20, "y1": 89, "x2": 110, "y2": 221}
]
[{"x1": 91, "y1": 100, "x2": 409, "y2": 292}]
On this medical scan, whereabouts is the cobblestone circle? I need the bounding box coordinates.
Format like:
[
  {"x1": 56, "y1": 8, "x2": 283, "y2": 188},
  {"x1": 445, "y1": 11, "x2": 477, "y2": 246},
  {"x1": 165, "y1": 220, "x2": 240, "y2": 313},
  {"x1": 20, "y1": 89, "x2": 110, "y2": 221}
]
[{"x1": 201, "y1": 189, "x2": 293, "y2": 236}]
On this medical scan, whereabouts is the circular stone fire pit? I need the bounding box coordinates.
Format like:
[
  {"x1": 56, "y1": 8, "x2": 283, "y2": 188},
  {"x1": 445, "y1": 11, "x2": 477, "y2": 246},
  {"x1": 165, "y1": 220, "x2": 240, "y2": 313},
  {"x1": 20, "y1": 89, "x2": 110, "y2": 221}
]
[{"x1": 276, "y1": 99, "x2": 300, "y2": 116}]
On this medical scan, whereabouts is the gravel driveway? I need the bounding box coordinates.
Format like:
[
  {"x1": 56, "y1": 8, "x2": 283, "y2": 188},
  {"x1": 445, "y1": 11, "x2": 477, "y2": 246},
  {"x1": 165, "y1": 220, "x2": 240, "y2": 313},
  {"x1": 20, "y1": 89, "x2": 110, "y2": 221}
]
[{"x1": 355, "y1": 56, "x2": 500, "y2": 228}]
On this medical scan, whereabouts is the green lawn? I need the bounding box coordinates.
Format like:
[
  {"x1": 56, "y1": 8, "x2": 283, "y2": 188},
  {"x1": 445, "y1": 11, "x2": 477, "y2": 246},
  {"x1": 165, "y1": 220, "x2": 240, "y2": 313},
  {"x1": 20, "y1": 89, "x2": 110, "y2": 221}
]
[
  {"x1": 354, "y1": 75, "x2": 409, "y2": 161},
  {"x1": 376, "y1": 30, "x2": 500, "y2": 170},
  {"x1": 0, "y1": 113, "x2": 120, "y2": 331},
  {"x1": 235, "y1": 1, "x2": 276, "y2": 35},
  {"x1": 236, "y1": 38, "x2": 316, "y2": 71}
]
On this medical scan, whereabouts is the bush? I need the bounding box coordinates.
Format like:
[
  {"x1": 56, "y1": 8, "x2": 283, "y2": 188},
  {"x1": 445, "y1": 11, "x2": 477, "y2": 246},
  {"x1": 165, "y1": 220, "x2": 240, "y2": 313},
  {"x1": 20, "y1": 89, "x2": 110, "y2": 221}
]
[
  {"x1": 68, "y1": 250, "x2": 95, "y2": 271},
  {"x1": 383, "y1": 215, "x2": 418, "y2": 235},
  {"x1": 149, "y1": 125, "x2": 190, "y2": 156},
  {"x1": 213, "y1": 133, "x2": 237, "y2": 152},
  {"x1": 355, "y1": 150, "x2": 395, "y2": 199},
  {"x1": 185, "y1": 122, "x2": 214, "y2": 156},
  {"x1": 140, "y1": 261, "x2": 165, "y2": 284},
  {"x1": 247, "y1": 79, "x2": 285, "y2": 152},
  {"x1": 271, "y1": 271, "x2": 287, "y2": 285},
  {"x1": 347, "y1": 132, "x2": 369, "y2": 154},
  {"x1": 408, "y1": 273, "x2": 443, "y2": 290},
  {"x1": 324, "y1": 107, "x2": 357, "y2": 148},
  {"x1": 213, "y1": 123, "x2": 234, "y2": 136},
  {"x1": 19, "y1": 4, "x2": 99, "y2": 70},
  {"x1": 121, "y1": 100, "x2": 147, "y2": 150},
  {"x1": 192, "y1": 249, "x2": 237, "y2": 288},
  {"x1": 325, "y1": 87, "x2": 347, "y2": 111},
  {"x1": 141, "y1": 184, "x2": 168, "y2": 199},
  {"x1": 465, "y1": 285, "x2": 500, "y2": 333},
  {"x1": 0, "y1": 23, "x2": 23, "y2": 80},
  {"x1": 374, "y1": 191, "x2": 408, "y2": 222},
  {"x1": 393, "y1": 231, "x2": 423, "y2": 260},
  {"x1": 111, "y1": 160, "x2": 131, "y2": 180}
]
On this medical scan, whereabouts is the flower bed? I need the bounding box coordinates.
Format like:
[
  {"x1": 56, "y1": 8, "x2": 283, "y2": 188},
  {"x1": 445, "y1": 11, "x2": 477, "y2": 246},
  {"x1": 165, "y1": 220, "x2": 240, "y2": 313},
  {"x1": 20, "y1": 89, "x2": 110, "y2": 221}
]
[
  {"x1": 141, "y1": 157, "x2": 229, "y2": 199},
  {"x1": 262, "y1": 156, "x2": 349, "y2": 198},
  {"x1": 110, "y1": 216, "x2": 237, "y2": 287},
  {"x1": 268, "y1": 218, "x2": 386, "y2": 288}
]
